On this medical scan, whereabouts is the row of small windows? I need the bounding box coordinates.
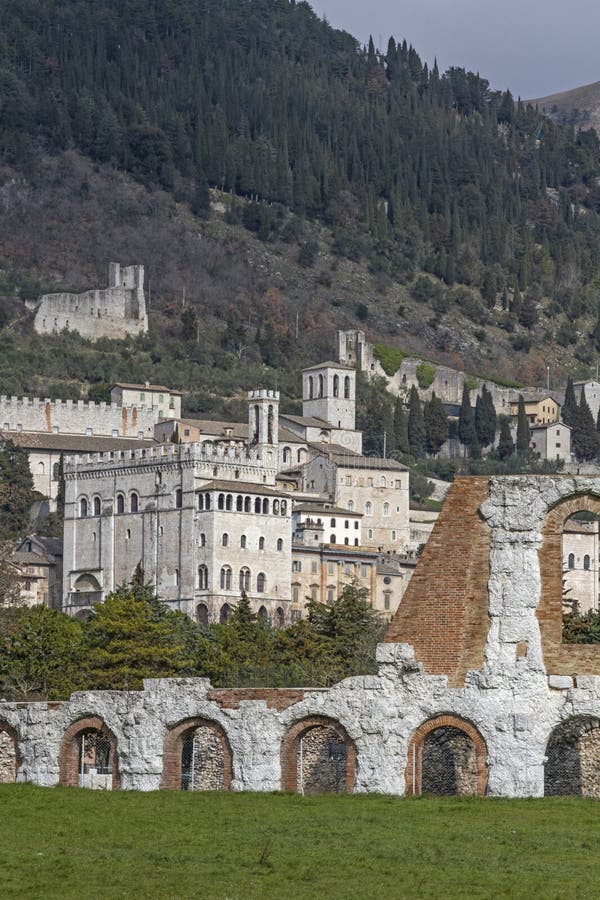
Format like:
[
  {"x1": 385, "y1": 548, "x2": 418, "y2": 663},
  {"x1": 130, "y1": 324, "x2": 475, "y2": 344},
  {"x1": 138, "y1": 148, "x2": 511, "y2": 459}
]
[
  {"x1": 197, "y1": 565, "x2": 267, "y2": 593},
  {"x1": 219, "y1": 533, "x2": 283, "y2": 551},
  {"x1": 197, "y1": 603, "x2": 285, "y2": 626},
  {"x1": 567, "y1": 553, "x2": 591, "y2": 570},
  {"x1": 80, "y1": 494, "x2": 139, "y2": 517},
  {"x1": 329, "y1": 518, "x2": 360, "y2": 529},
  {"x1": 293, "y1": 561, "x2": 371, "y2": 576},
  {"x1": 307, "y1": 374, "x2": 351, "y2": 399},
  {"x1": 197, "y1": 493, "x2": 288, "y2": 516}
]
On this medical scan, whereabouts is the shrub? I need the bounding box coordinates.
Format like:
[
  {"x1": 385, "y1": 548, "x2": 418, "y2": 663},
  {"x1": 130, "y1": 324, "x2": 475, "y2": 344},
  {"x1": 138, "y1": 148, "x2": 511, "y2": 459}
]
[
  {"x1": 297, "y1": 241, "x2": 319, "y2": 268},
  {"x1": 416, "y1": 363, "x2": 435, "y2": 390},
  {"x1": 373, "y1": 344, "x2": 405, "y2": 376}
]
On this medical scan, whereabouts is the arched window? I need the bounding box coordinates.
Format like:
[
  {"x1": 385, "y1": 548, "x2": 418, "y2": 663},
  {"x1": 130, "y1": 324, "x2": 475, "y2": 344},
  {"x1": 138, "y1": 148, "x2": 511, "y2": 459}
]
[
  {"x1": 200, "y1": 533, "x2": 206, "y2": 547},
  {"x1": 240, "y1": 534, "x2": 247, "y2": 549},
  {"x1": 275, "y1": 607, "x2": 284, "y2": 628},
  {"x1": 365, "y1": 501, "x2": 372, "y2": 516},
  {"x1": 584, "y1": 555, "x2": 591, "y2": 570},
  {"x1": 253, "y1": 404, "x2": 260, "y2": 443},
  {"x1": 220, "y1": 566, "x2": 232, "y2": 590},
  {"x1": 254, "y1": 497, "x2": 262, "y2": 514},
  {"x1": 52, "y1": 462, "x2": 60, "y2": 481},
  {"x1": 348, "y1": 500, "x2": 354, "y2": 511},
  {"x1": 281, "y1": 500, "x2": 287, "y2": 515},
  {"x1": 262, "y1": 498, "x2": 269, "y2": 514},
  {"x1": 318, "y1": 374, "x2": 324, "y2": 398},
  {"x1": 116, "y1": 494, "x2": 125, "y2": 514},
  {"x1": 277, "y1": 538, "x2": 283, "y2": 551},
  {"x1": 196, "y1": 603, "x2": 208, "y2": 625},
  {"x1": 330, "y1": 534, "x2": 336, "y2": 544},
  {"x1": 258, "y1": 605, "x2": 268, "y2": 622},
  {"x1": 174, "y1": 568, "x2": 179, "y2": 586},
  {"x1": 383, "y1": 502, "x2": 390, "y2": 517},
  {"x1": 333, "y1": 374, "x2": 339, "y2": 397},
  {"x1": 297, "y1": 449, "x2": 307, "y2": 464},
  {"x1": 344, "y1": 376, "x2": 351, "y2": 399},
  {"x1": 244, "y1": 496, "x2": 251, "y2": 512},
  {"x1": 222, "y1": 533, "x2": 229, "y2": 547},
  {"x1": 79, "y1": 497, "x2": 88, "y2": 518},
  {"x1": 175, "y1": 488, "x2": 182, "y2": 509},
  {"x1": 236, "y1": 495, "x2": 243, "y2": 512},
  {"x1": 283, "y1": 447, "x2": 291, "y2": 465},
  {"x1": 568, "y1": 553, "x2": 575, "y2": 570},
  {"x1": 197, "y1": 493, "x2": 204, "y2": 511},
  {"x1": 273, "y1": 499, "x2": 280, "y2": 515},
  {"x1": 93, "y1": 497, "x2": 101, "y2": 516},
  {"x1": 220, "y1": 603, "x2": 232, "y2": 623},
  {"x1": 225, "y1": 494, "x2": 232, "y2": 511},
  {"x1": 259, "y1": 537, "x2": 265, "y2": 550},
  {"x1": 256, "y1": 572, "x2": 266, "y2": 593},
  {"x1": 330, "y1": 518, "x2": 336, "y2": 527},
  {"x1": 38, "y1": 461, "x2": 45, "y2": 475},
  {"x1": 130, "y1": 493, "x2": 138, "y2": 513},
  {"x1": 239, "y1": 567, "x2": 250, "y2": 591},
  {"x1": 268, "y1": 405, "x2": 274, "y2": 444},
  {"x1": 205, "y1": 493, "x2": 211, "y2": 510},
  {"x1": 218, "y1": 493, "x2": 225, "y2": 510},
  {"x1": 308, "y1": 375, "x2": 314, "y2": 399},
  {"x1": 198, "y1": 565, "x2": 208, "y2": 590},
  {"x1": 380, "y1": 476, "x2": 387, "y2": 487}
]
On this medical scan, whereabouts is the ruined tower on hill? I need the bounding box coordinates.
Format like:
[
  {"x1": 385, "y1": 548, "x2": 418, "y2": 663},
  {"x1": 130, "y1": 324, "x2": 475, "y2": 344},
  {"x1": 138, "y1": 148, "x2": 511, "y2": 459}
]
[{"x1": 31, "y1": 262, "x2": 148, "y2": 341}]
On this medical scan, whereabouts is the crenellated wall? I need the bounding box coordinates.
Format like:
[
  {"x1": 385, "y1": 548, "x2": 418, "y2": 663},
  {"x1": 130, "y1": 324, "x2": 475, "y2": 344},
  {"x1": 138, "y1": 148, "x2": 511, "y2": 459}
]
[{"x1": 0, "y1": 395, "x2": 158, "y2": 438}]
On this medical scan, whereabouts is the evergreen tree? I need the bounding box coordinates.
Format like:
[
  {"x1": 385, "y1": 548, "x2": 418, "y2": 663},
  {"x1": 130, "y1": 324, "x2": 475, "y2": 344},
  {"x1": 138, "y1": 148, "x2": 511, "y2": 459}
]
[
  {"x1": 424, "y1": 391, "x2": 448, "y2": 455},
  {"x1": 516, "y1": 395, "x2": 531, "y2": 455},
  {"x1": 458, "y1": 384, "x2": 477, "y2": 455},
  {"x1": 572, "y1": 393, "x2": 600, "y2": 461},
  {"x1": 0, "y1": 439, "x2": 35, "y2": 539},
  {"x1": 497, "y1": 418, "x2": 515, "y2": 459},
  {"x1": 393, "y1": 396, "x2": 410, "y2": 455},
  {"x1": 407, "y1": 386, "x2": 425, "y2": 458},
  {"x1": 474, "y1": 385, "x2": 497, "y2": 448},
  {"x1": 562, "y1": 377, "x2": 578, "y2": 427}
]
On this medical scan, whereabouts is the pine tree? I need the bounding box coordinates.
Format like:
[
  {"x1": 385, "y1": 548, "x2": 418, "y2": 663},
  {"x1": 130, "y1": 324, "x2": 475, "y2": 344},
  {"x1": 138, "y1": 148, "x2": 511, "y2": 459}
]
[
  {"x1": 474, "y1": 385, "x2": 497, "y2": 448},
  {"x1": 516, "y1": 395, "x2": 531, "y2": 455},
  {"x1": 497, "y1": 418, "x2": 515, "y2": 459},
  {"x1": 407, "y1": 386, "x2": 425, "y2": 458},
  {"x1": 424, "y1": 392, "x2": 448, "y2": 455},
  {"x1": 458, "y1": 384, "x2": 477, "y2": 455},
  {"x1": 572, "y1": 393, "x2": 600, "y2": 461},
  {"x1": 562, "y1": 376, "x2": 578, "y2": 427}
]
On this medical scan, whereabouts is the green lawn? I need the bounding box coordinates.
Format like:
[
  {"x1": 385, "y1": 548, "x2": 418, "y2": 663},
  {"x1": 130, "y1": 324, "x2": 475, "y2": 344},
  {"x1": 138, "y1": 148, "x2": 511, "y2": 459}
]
[{"x1": 1, "y1": 786, "x2": 600, "y2": 899}]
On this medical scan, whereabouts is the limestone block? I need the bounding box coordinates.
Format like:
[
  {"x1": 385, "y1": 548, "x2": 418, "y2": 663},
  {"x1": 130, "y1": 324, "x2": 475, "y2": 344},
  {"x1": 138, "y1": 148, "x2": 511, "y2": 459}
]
[{"x1": 548, "y1": 675, "x2": 573, "y2": 690}]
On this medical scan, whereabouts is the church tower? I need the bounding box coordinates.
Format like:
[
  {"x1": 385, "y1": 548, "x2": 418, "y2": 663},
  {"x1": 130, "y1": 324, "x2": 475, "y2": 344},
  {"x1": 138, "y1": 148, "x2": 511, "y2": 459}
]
[
  {"x1": 248, "y1": 389, "x2": 279, "y2": 449},
  {"x1": 302, "y1": 362, "x2": 356, "y2": 430}
]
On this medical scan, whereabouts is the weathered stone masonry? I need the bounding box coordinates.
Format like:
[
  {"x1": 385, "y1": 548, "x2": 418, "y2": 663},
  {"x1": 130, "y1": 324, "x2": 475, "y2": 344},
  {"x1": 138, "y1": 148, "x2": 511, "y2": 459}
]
[{"x1": 5, "y1": 476, "x2": 600, "y2": 796}]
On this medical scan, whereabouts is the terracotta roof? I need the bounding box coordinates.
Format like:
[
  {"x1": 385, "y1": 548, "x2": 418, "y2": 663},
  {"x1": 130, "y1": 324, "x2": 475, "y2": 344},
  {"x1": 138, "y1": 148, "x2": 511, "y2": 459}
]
[
  {"x1": 279, "y1": 414, "x2": 332, "y2": 428},
  {"x1": 112, "y1": 382, "x2": 183, "y2": 395},
  {"x1": 311, "y1": 447, "x2": 407, "y2": 471},
  {"x1": 1, "y1": 432, "x2": 155, "y2": 452},
  {"x1": 166, "y1": 418, "x2": 302, "y2": 444},
  {"x1": 293, "y1": 503, "x2": 363, "y2": 517},
  {"x1": 196, "y1": 480, "x2": 291, "y2": 498}
]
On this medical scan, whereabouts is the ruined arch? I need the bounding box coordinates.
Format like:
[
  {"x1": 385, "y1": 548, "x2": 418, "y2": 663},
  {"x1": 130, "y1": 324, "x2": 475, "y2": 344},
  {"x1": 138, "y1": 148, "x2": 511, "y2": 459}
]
[
  {"x1": 0, "y1": 721, "x2": 20, "y2": 783},
  {"x1": 59, "y1": 716, "x2": 120, "y2": 789},
  {"x1": 161, "y1": 718, "x2": 232, "y2": 791},
  {"x1": 539, "y1": 492, "x2": 600, "y2": 675},
  {"x1": 281, "y1": 716, "x2": 357, "y2": 794},
  {"x1": 405, "y1": 714, "x2": 488, "y2": 796},
  {"x1": 545, "y1": 716, "x2": 600, "y2": 797}
]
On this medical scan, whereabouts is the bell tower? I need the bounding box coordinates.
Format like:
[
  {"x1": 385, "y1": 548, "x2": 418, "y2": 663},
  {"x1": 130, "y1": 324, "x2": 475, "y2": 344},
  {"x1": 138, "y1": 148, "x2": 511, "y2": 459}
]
[
  {"x1": 302, "y1": 362, "x2": 356, "y2": 430},
  {"x1": 248, "y1": 389, "x2": 279, "y2": 448}
]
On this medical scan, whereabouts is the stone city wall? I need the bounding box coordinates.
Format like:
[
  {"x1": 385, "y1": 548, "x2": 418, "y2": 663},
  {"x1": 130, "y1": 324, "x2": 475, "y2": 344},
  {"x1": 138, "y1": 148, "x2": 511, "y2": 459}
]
[{"x1": 0, "y1": 395, "x2": 158, "y2": 438}]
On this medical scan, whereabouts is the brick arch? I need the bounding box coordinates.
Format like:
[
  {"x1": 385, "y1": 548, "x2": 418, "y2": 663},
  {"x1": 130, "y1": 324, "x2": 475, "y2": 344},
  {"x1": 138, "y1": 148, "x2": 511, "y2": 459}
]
[
  {"x1": 538, "y1": 492, "x2": 600, "y2": 676},
  {"x1": 280, "y1": 715, "x2": 357, "y2": 793},
  {"x1": 545, "y1": 715, "x2": 600, "y2": 797},
  {"x1": 58, "y1": 716, "x2": 120, "y2": 789},
  {"x1": 0, "y1": 720, "x2": 20, "y2": 783},
  {"x1": 405, "y1": 714, "x2": 488, "y2": 796},
  {"x1": 161, "y1": 718, "x2": 232, "y2": 791}
]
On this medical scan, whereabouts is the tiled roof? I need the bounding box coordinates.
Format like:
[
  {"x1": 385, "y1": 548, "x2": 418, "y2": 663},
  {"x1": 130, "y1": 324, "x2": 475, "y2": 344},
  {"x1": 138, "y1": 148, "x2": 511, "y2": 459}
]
[
  {"x1": 112, "y1": 382, "x2": 183, "y2": 395},
  {"x1": 302, "y1": 360, "x2": 355, "y2": 372},
  {"x1": 1, "y1": 432, "x2": 155, "y2": 452}
]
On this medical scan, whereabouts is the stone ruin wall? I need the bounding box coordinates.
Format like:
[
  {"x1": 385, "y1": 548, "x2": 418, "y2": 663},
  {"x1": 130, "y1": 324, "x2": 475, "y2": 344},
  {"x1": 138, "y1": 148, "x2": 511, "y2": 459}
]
[
  {"x1": 0, "y1": 395, "x2": 158, "y2": 438},
  {"x1": 3, "y1": 475, "x2": 600, "y2": 797}
]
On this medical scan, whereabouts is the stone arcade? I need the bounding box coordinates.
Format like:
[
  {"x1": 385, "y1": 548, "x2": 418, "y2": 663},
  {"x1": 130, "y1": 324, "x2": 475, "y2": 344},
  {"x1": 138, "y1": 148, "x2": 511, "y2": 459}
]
[{"x1": 5, "y1": 475, "x2": 600, "y2": 796}]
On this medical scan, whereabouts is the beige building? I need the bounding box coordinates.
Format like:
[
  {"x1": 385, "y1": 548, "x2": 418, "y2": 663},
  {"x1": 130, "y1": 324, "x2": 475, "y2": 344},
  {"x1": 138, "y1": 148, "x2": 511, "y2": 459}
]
[
  {"x1": 509, "y1": 393, "x2": 561, "y2": 425},
  {"x1": 530, "y1": 423, "x2": 571, "y2": 462},
  {"x1": 13, "y1": 535, "x2": 63, "y2": 608},
  {"x1": 563, "y1": 518, "x2": 599, "y2": 614},
  {"x1": 111, "y1": 382, "x2": 182, "y2": 419}
]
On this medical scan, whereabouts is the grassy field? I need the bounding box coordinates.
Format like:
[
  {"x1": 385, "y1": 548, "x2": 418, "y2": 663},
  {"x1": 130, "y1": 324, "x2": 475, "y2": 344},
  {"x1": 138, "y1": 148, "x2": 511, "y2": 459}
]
[{"x1": 1, "y1": 786, "x2": 600, "y2": 899}]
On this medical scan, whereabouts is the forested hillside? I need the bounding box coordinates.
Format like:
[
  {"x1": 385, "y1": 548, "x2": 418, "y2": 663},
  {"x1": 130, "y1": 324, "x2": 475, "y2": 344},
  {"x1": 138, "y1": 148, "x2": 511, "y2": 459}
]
[{"x1": 1, "y1": 0, "x2": 600, "y2": 408}]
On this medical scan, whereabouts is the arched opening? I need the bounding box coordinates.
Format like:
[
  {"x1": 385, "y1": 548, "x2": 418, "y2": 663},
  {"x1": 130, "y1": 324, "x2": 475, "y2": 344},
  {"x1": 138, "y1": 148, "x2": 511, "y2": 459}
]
[
  {"x1": 276, "y1": 607, "x2": 285, "y2": 628},
  {"x1": 545, "y1": 716, "x2": 600, "y2": 797},
  {"x1": 254, "y1": 497, "x2": 261, "y2": 514},
  {"x1": 198, "y1": 565, "x2": 208, "y2": 590},
  {"x1": 308, "y1": 376, "x2": 314, "y2": 400},
  {"x1": 161, "y1": 719, "x2": 232, "y2": 791},
  {"x1": 333, "y1": 374, "x2": 339, "y2": 398},
  {"x1": 257, "y1": 605, "x2": 268, "y2": 622},
  {"x1": 240, "y1": 534, "x2": 247, "y2": 549},
  {"x1": 116, "y1": 493, "x2": 125, "y2": 514},
  {"x1": 93, "y1": 496, "x2": 101, "y2": 516},
  {"x1": 268, "y1": 405, "x2": 274, "y2": 444},
  {"x1": 262, "y1": 498, "x2": 269, "y2": 515},
  {"x1": 220, "y1": 567, "x2": 232, "y2": 590},
  {"x1": 129, "y1": 492, "x2": 138, "y2": 513},
  {"x1": 281, "y1": 717, "x2": 357, "y2": 794},
  {"x1": 256, "y1": 572, "x2": 266, "y2": 593},
  {"x1": 253, "y1": 404, "x2": 260, "y2": 443},
  {"x1": 218, "y1": 493, "x2": 225, "y2": 510},
  {"x1": 74, "y1": 608, "x2": 93, "y2": 621},
  {"x1": 59, "y1": 717, "x2": 119, "y2": 789},
  {"x1": 344, "y1": 376, "x2": 351, "y2": 399},
  {"x1": 562, "y1": 511, "x2": 600, "y2": 617},
  {"x1": 73, "y1": 573, "x2": 101, "y2": 596},
  {"x1": 175, "y1": 488, "x2": 182, "y2": 509},
  {"x1": 258, "y1": 536, "x2": 265, "y2": 550},
  {"x1": 196, "y1": 603, "x2": 209, "y2": 625},
  {"x1": 79, "y1": 497, "x2": 88, "y2": 518},
  {"x1": 405, "y1": 715, "x2": 488, "y2": 796},
  {"x1": 244, "y1": 496, "x2": 251, "y2": 512},
  {"x1": 236, "y1": 495, "x2": 243, "y2": 512},
  {"x1": 283, "y1": 447, "x2": 291, "y2": 465},
  {"x1": 0, "y1": 723, "x2": 19, "y2": 783},
  {"x1": 225, "y1": 494, "x2": 232, "y2": 511},
  {"x1": 239, "y1": 567, "x2": 250, "y2": 592},
  {"x1": 318, "y1": 374, "x2": 324, "y2": 398},
  {"x1": 219, "y1": 603, "x2": 232, "y2": 623}
]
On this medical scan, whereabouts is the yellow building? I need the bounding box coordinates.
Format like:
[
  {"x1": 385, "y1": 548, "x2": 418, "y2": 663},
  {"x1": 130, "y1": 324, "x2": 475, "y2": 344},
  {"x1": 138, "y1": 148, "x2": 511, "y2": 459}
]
[{"x1": 509, "y1": 393, "x2": 561, "y2": 426}]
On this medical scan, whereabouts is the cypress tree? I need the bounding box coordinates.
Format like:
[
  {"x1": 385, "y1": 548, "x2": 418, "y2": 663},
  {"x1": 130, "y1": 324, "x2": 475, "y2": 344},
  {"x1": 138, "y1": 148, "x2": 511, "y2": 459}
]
[
  {"x1": 424, "y1": 391, "x2": 449, "y2": 456},
  {"x1": 474, "y1": 385, "x2": 497, "y2": 448},
  {"x1": 458, "y1": 384, "x2": 477, "y2": 455},
  {"x1": 497, "y1": 418, "x2": 515, "y2": 459},
  {"x1": 407, "y1": 386, "x2": 425, "y2": 458},
  {"x1": 516, "y1": 395, "x2": 531, "y2": 455},
  {"x1": 572, "y1": 393, "x2": 600, "y2": 461},
  {"x1": 393, "y1": 396, "x2": 410, "y2": 455},
  {"x1": 562, "y1": 377, "x2": 578, "y2": 427}
]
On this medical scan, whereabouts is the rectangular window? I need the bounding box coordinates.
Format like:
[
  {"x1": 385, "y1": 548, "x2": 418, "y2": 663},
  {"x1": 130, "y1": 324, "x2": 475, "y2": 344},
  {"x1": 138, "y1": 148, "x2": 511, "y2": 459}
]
[
  {"x1": 361, "y1": 564, "x2": 369, "y2": 577},
  {"x1": 311, "y1": 561, "x2": 318, "y2": 574},
  {"x1": 292, "y1": 560, "x2": 302, "y2": 572},
  {"x1": 346, "y1": 476, "x2": 352, "y2": 485},
  {"x1": 327, "y1": 588, "x2": 335, "y2": 604},
  {"x1": 140, "y1": 393, "x2": 145, "y2": 403},
  {"x1": 292, "y1": 585, "x2": 300, "y2": 603},
  {"x1": 327, "y1": 562, "x2": 335, "y2": 575},
  {"x1": 344, "y1": 564, "x2": 352, "y2": 576}
]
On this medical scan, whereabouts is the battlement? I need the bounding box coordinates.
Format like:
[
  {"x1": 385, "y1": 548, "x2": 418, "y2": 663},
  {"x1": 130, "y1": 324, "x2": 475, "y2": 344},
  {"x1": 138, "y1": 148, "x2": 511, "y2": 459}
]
[
  {"x1": 0, "y1": 394, "x2": 159, "y2": 437},
  {"x1": 247, "y1": 389, "x2": 280, "y2": 401},
  {"x1": 64, "y1": 440, "x2": 277, "y2": 473}
]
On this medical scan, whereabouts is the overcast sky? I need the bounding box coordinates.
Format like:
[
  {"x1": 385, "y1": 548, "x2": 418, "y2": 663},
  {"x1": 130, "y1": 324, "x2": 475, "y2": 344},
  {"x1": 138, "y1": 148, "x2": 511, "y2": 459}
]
[{"x1": 309, "y1": 0, "x2": 600, "y2": 99}]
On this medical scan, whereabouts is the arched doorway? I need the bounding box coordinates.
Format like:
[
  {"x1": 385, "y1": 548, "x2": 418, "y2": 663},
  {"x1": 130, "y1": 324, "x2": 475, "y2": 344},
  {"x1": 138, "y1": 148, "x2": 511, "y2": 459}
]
[
  {"x1": 281, "y1": 716, "x2": 357, "y2": 794},
  {"x1": 545, "y1": 716, "x2": 600, "y2": 797},
  {"x1": 405, "y1": 715, "x2": 488, "y2": 796},
  {"x1": 161, "y1": 719, "x2": 232, "y2": 791},
  {"x1": 59, "y1": 717, "x2": 119, "y2": 790},
  {"x1": 196, "y1": 603, "x2": 209, "y2": 625},
  {"x1": 0, "y1": 723, "x2": 19, "y2": 783}
]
